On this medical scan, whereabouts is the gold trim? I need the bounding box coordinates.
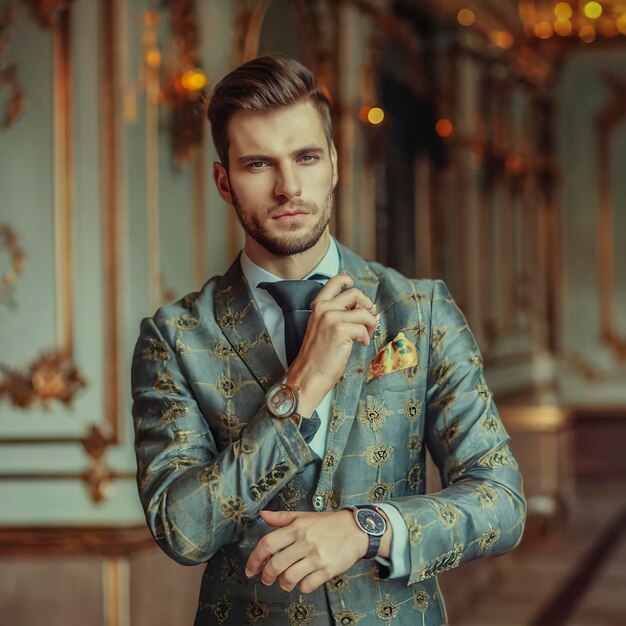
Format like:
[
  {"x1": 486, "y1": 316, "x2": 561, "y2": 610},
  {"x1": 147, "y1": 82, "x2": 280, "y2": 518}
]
[
  {"x1": 0, "y1": 526, "x2": 153, "y2": 556},
  {"x1": 53, "y1": 8, "x2": 74, "y2": 355},
  {"x1": 101, "y1": 0, "x2": 123, "y2": 442}
]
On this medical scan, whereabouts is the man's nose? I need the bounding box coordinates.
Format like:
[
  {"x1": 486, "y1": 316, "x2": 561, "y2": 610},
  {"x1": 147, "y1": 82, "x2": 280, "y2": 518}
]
[{"x1": 274, "y1": 164, "x2": 301, "y2": 200}]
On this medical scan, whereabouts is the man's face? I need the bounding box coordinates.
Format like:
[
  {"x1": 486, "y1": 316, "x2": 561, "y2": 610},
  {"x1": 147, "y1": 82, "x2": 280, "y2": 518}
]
[{"x1": 214, "y1": 100, "x2": 338, "y2": 257}]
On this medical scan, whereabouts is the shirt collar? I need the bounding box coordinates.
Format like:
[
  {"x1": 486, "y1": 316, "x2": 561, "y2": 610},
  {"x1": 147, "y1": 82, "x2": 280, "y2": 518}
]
[{"x1": 240, "y1": 236, "x2": 340, "y2": 289}]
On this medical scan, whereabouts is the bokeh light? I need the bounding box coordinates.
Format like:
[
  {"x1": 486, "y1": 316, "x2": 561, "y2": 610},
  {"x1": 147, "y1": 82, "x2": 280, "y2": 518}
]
[
  {"x1": 534, "y1": 21, "x2": 554, "y2": 38},
  {"x1": 554, "y1": 2, "x2": 573, "y2": 20},
  {"x1": 181, "y1": 69, "x2": 207, "y2": 91},
  {"x1": 435, "y1": 119, "x2": 454, "y2": 138},
  {"x1": 489, "y1": 31, "x2": 515, "y2": 48},
  {"x1": 583, "y1": 2, "x2": 603, "y2": 20},
  {"x1": 367, "y1": 107, "x2": 385, "y2": 125},
  {"x1": 145, "y1": 48, "x2": 161, "y2": 68},
  {"x1": 554, "y1": 18, "x2": 573, "y2": 36},
  {"x1": 617, "y1": 14, "x2": 626, "y2": 35},
  {"x1": 457, "y1": 8, "x2": 476, "y2": 27},
  {"x1": 579, "y1": 24, "x2": 597, "y2": 42}
]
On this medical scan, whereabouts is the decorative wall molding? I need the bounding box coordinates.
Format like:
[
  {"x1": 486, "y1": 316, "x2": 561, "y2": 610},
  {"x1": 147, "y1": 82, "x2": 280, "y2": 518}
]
[
  {"x1": 0, "y1": 224, "x2": 24, "y2": 307},
  {"x1": 0, "y1": 0, "x2": 124, "y2": 504},
  {"x1": 596, "y1": 73, "x2": 626, "y2": 362}
]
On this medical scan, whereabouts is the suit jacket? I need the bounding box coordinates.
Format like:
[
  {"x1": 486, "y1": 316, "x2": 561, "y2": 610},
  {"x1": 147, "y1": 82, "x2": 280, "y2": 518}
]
[{"x1": 131, "y1": 243, "x2": 526, "y2": 626}]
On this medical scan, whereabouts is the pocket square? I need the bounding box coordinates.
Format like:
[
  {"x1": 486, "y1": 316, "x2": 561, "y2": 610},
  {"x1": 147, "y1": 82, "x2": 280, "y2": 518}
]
[{"x1": 367, "y1": 331, "x2": 419, "y2": 382}]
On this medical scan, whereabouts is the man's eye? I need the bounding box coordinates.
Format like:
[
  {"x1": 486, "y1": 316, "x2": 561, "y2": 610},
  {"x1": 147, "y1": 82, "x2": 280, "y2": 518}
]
[
  {"x1": 299, "y1": 154, "x2": 319, "y2": 163},
  {"x1": 247, "y1": 161, "x2": 268, "y2": 170}
]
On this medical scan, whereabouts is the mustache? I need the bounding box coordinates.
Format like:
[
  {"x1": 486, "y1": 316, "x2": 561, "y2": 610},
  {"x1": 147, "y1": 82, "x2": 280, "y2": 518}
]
[{"x1": 267, "y1": 200, "x2": 318, "y2": 216}]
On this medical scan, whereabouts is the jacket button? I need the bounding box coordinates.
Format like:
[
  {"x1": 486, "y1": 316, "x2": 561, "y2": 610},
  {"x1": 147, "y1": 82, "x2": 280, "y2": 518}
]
[{"x1": 312, "y1": 495, "x2": 325, "y2": 511}]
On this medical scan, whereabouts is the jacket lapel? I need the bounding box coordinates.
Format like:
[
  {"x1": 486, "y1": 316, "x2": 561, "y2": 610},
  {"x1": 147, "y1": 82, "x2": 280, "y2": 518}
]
[
  {"x1": 326, "y1": 243, "x2": 381, "y2": 460},
  {"x1": 214, "y1": 255, "x2": 285, "y2": 391}
]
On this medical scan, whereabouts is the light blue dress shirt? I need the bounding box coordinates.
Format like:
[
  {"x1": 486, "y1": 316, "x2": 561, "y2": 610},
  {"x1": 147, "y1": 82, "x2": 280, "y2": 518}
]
[{"x1": 240, "y1": 236, "x2": 410, "y2": 578}]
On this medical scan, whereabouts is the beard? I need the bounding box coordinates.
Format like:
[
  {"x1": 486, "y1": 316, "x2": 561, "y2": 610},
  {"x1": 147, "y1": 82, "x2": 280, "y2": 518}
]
[{"x1": 231, "y1": 185, "x2": 334, "y2": 257}]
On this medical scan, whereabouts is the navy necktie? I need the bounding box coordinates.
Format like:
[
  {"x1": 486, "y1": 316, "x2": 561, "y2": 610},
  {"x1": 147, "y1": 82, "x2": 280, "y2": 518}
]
[{"x1": 258, "y1": 275, "x2": 326, "y2": 443}]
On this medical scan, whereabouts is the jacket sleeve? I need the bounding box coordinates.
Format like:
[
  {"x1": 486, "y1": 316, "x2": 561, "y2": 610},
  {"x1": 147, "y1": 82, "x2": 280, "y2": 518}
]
[
  {"x1": 131, "y1": 315, "x2": 315, "y2": 566},
  {"x1": 387, "y1": 280, "x2": 527, "y2": 585}
]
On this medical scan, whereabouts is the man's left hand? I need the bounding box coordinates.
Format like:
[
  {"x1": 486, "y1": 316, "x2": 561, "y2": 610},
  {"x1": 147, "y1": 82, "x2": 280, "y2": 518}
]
[{"x1": 245, "y1": 510, "x2": 368, "y2": 593}]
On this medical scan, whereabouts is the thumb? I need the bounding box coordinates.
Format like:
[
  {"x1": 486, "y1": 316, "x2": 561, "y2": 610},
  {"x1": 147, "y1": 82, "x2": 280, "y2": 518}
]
[{"x1": 259, "y1": 509, "x2": 297, "y2": 528}]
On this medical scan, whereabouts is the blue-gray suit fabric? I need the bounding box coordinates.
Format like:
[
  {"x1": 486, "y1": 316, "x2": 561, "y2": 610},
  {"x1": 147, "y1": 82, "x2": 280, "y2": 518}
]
[{"x1": 131, "y1": 243, "x2": 526, "y2": 626}]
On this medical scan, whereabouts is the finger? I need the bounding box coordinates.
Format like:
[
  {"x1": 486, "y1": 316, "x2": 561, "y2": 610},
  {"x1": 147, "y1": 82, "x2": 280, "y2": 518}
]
[
  {"x1": 260, "y1": 509, "x2": 297, "y2": 528},
  {"x1": 261, "y1": 543, "x2": 309, "y2": 587},
  {"x1": 298, "y1": 569, "x2": 333, "y2": 594},
  {"x1": 319, "y1": 309, "x2": 378, "y2": 338},
  {"x1": 316, "y1": 287, "x2": 375, "y2": 312},
  {"x1": 245, "y1": 527, "x2": 295, "y2": 577},
  {"x1": 277, "y1": 557, "x2": 318, "y2": 592},
  {"x1": 311, "y1": 272, "x2": 353, "y2": 305}
]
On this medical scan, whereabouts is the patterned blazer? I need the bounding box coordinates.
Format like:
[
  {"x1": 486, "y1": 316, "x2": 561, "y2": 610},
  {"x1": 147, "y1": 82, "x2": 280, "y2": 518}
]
[{"x1": 131, "y1": 243, "x2": 526, "y2": 626}]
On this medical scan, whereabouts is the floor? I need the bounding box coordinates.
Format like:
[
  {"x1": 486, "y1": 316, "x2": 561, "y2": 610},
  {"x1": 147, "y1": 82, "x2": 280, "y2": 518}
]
[{"x1": 442, "y1": 481, "x2": 626, "y2": 626}]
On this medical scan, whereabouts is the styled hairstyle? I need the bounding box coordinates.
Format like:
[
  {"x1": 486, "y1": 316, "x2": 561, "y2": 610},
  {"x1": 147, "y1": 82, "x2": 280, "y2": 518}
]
[{"x1": 207, "y1": 55, "x2": 333, "y2": 167}]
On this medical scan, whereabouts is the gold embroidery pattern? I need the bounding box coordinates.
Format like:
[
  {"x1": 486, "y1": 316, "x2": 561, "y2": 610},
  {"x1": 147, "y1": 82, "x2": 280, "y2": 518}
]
[
  {"x1": 221, "y1": 496, "x2": 247, "y2": 523},
  {"x1": 419, "y1": 544, "x2": 463, "y2": 580},
  {"x1": 322, "y1": 449, "x2": 338, "y2": 471},
  {"x1": 408, "y1": 521, "x2": 423, "y2": 545},
  {"x1": 245, "y1": 599, "x2": 270, "y2": 623},
  {"x1": 375, "y1": 597, "x2": 398, "y2": 621},
  {"x1": 199, "y1": 463, "x2": 222, "y2": 496},
  {"x1": 474, "y1": 484, "x2": 498, "y2": 507},
  {"x1": 174, "y1": 313, "x2": 200, "y2": 331},
  {"x1": 220, "y1": 554, "x2": 242, "y2": 583},
  {"x1": 368, "y1": 482, "x2": 393, "y2": 502},
  {"x1": 358, "y1": 398, "x2": 392, "y2": 432},
  {"x1": 431, "y1": 358, "x2": 452, "y2": 385},
  {"x1": 175, "y1": 339, "x2": 189, "y2": 356},
  {"x1": 407, "y1": 463, "x2": 422, "y2": 490},
  {"x1": 285, "y1": 600, "x2": 315, "y2": 626},
  {"x1": 482, "y1": 414, "x2": 500, "y2": 432},
  {"x1": 154, "y1": 370, "x2": 181, "y2": 394},
  {"x1": 431, "y1": 325, "x2": 448, "y2": 351},
  {"x1": 407, "y1": 436, "x2": 422, "y2": 454},
  {"x1": 330, "y1": 411, "x2": 347, "y2": 432},
  {"x1": 468, "y1": 352, "x2": 482, "y2": 368},
  {"x1": 413, "y1": 589, "x2": 430, "y2": 611},
  {"x1": 216, "y1": 374, "x2": 238, "y2": 398},
  {"x1": 142, "y1": 338, "x2": 169, "y2": 361},
  {"x1": 443, "y1": 422, "x2": 461, "y2": 444},
  {"x1": 208, "y1": 596, "x2": 231, "y2": 624},
  {"x1": 326, "y1": 574, "x2": 349, "y2": 592},
  {"x1": 334, "y1": 609, "x2": 362, "y2": 625},
  {"x1": 479, "y1": 526, "x2": 501, "y2": 555},
  {"x1": 214, "y1": 342, "x2": 235, "y2": 358},
  {"x1": 479, "y1": 449, "x2": 512, "y2": 469},
  {"x1": 438, "y1": 503, "x2": 459, "y2": 528},
  {"x1": 364, "y1": 444, "x2": 394, "y2": 467},
  {"x1": 161, "y1": 400, "x2": 188, "y2": 423},
  {"x1": 250, "y1": 463, "x2": 291, "y2": 501},
  {"x1": 402, "y1": 398, "x2": 422, "y2": 421}
]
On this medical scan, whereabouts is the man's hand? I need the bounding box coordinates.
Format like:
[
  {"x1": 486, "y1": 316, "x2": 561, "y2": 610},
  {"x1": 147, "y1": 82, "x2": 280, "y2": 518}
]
[
  {"x1": 287, "y1": 272, "x2": 378, "y2": 415},
  {"x1": 245, "y1": 510, "x2": 368, "y2": 594}
]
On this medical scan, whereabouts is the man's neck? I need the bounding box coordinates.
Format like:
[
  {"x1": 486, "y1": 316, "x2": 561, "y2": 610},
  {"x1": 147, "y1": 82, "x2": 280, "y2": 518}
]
[{"x1": 244, "y1": 231, "x2": 331, "y2": 280}]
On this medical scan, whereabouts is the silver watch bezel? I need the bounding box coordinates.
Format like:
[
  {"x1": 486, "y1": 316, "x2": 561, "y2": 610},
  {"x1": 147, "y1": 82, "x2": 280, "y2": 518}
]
[{"x1": 265, "y1": 381, "x2": 299, "y2": 419}]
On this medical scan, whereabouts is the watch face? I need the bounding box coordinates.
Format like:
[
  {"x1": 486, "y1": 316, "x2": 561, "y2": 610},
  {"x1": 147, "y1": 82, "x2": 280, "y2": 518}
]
[
  {"x1": 266, "y1": 383, "x2": 297, "y2": 418},
  {"x1": 355, "y1": 508, "x2": 386, "y2": 537}
]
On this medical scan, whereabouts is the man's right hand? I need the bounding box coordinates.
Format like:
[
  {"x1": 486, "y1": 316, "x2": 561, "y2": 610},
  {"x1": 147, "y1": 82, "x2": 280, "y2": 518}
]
[{"x1": 285, "y1": 272, "x2": 377, "y2": 416}]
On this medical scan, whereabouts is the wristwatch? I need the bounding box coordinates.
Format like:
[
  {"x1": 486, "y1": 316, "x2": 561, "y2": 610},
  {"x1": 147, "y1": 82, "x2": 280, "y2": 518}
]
[
  {"x1": 345, "y1": 505, "x2": 387, "y2": 559},
  {"x1": 265, "y1": 380, "x2": 301, "y2": 424}
]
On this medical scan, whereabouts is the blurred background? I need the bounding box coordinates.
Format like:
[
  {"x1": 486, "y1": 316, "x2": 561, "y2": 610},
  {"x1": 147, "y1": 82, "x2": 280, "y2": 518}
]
[{"x1": 1, "y1": 0, "x2": 625, "y2": 624}]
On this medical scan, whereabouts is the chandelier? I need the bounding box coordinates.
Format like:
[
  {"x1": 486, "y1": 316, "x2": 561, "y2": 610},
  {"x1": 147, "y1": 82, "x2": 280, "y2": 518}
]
[{"x1": 519, "y1": 1, "x2": 626, "y2": 42}]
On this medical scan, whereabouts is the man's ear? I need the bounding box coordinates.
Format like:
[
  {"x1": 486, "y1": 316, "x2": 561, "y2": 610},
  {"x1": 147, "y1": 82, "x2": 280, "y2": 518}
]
[
  {"x1": 213, "y1": 162, "x2": 233, "y2": 205},
  {"x1": 330, "y1": 141, "x2": 339, "y2": 188}
]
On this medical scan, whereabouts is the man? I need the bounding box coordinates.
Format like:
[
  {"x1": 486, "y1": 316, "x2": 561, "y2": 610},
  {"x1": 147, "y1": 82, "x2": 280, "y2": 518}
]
[{"x1": 132, "y1": 55, "x2": 526, "y2": 626}]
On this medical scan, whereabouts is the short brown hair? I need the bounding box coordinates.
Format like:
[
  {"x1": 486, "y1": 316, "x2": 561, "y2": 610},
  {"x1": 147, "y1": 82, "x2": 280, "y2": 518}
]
[{"x1": 207, "y1": 55, "x2": 333, "y2": 167}]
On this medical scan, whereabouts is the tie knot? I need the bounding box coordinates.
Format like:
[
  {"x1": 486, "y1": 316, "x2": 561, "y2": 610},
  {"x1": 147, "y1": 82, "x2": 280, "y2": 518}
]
[{"x1": 258, "y1": 279, "x2": 323, "y2": 314}]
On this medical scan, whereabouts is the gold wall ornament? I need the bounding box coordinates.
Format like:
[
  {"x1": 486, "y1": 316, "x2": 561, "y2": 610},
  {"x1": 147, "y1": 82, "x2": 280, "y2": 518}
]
[
  {"x1": 158, "y1": 0, "x2": 206, "y2": 165},
  {"x1": 0, "y1": 224, "x2": 24, "y2": 307},
  {"x1": 0, "y1": 350, "x2": 87, "y2": 408},
  {"x1": 232, "y1": 0, "x2": 271, "y2": 66}
]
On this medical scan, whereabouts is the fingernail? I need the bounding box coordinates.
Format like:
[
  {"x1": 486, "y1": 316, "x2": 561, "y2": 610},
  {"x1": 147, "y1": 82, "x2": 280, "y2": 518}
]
[{"x1": 245, "y1": 568, "x2": 253, "y2": 578}]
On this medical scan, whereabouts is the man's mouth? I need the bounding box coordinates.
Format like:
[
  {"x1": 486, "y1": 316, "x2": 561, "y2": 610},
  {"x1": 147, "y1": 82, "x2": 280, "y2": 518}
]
[{"x1": 272, "y1": 209, "x2": 310, "y2": 220}]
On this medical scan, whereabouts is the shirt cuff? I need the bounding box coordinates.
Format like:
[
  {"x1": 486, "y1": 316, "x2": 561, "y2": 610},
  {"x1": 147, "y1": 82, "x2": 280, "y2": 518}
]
[{"x1": 375, "y1": 503, "x2": 410, "y2": 579}]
